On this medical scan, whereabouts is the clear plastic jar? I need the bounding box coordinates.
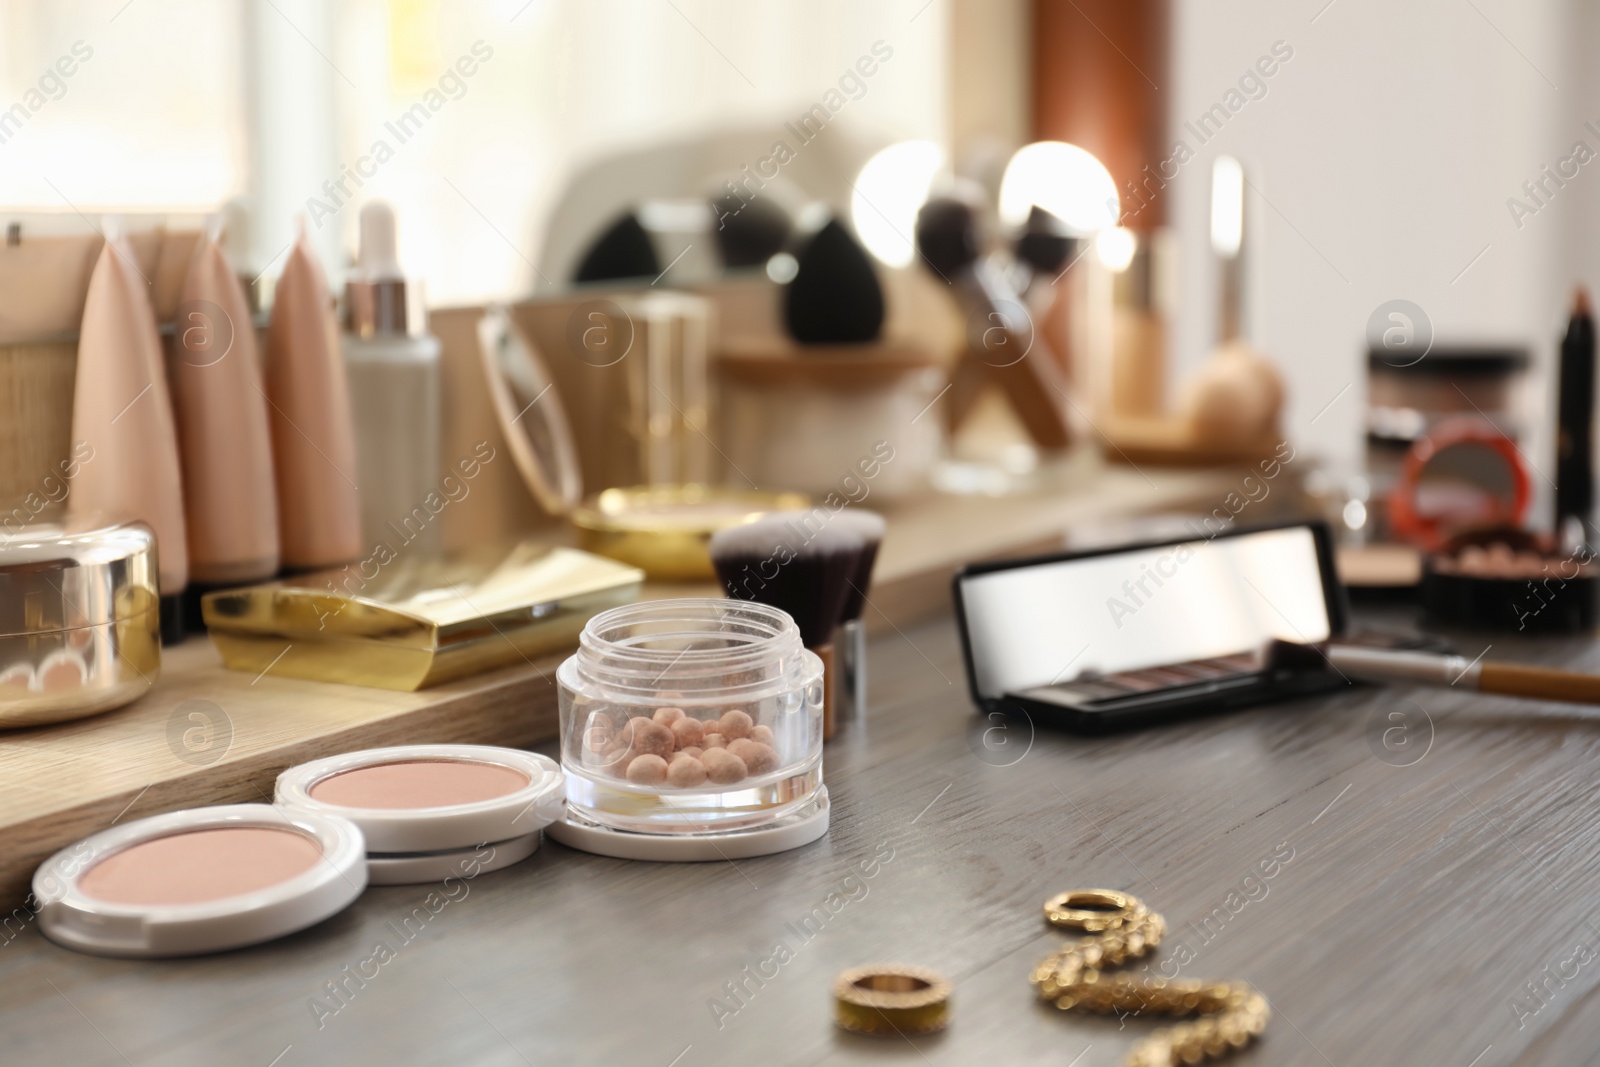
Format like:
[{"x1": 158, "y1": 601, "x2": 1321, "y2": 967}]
[{"x1": 557, "y1": 598, "x2": 824, "y2": 833}]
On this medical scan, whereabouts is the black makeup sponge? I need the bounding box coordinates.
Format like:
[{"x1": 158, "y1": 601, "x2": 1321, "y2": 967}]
[
  {"x1": 782, "y1": 218, "x2": 884, "y2": 345},
  {"x1": 574, "y1": 211, "x2": 659, "y2": 284},
  {"x1": 711, "y1": 194, "x2": 792, "y2": 268}
]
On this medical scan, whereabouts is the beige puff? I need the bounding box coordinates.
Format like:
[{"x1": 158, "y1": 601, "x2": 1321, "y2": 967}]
[
  {"x1": 702, "y1": 732, "x2": 727, "y2": 750},
  {"x1": 718, "y1": 709, "x2": 753, "y2": 740},
  {"x1": 727, "y1": 739, "x2": 779, "y2": 776},
  {"x1": 626, "y1": 754, "x2": 669, "y2": 785},
  {"x1": 751, "y1": 724, "x2": 774, "y2": 746},
  {"x1": 670, "y1": 716, "x2": 705, "y2": 749},
  {"x1": 653, "y1": 706, "x2": 686, "y2": 726},
  {"x1": 702, "y1": 747, "x2": 747, "y2": 784},
  {"x1": 624, "y1": 717, "x2": 675, "y2": 758},
  {"x1": 667, "y1": 754, "x2": 708, "y2": 787}
]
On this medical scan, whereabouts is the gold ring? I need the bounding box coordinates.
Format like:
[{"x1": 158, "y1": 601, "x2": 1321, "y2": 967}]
[
  {"x1": 833, "y1": 964, "x2": 951, "y2": 1035},
  {"x1": 1043, "y1": 888, "x2": 1138, "y2": 931}
]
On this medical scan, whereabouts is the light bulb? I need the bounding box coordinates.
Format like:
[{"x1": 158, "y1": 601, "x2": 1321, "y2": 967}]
[
  {"x1": 1095, "y1": 227, "x2": 1137, "y2": 272},
  {"x1": 850, "y1": 141, "x2": 946, "y2": 268},
  {"x1": 1210, "y1": 156, "x2": 1244, "y2": 258},
  {"x1": 998, "y1": 142, "x2": 1119, "y2": 235}
]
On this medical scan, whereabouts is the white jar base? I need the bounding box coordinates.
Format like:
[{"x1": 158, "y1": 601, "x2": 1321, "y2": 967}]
[{"x1": 546, "y1": 787, "x2": 829, "y2": 861}]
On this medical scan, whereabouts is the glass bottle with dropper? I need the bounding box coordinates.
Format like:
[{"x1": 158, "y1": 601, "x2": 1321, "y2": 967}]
[{"x1": 342, "y1": 201, "x2": 442, "y2": 556}]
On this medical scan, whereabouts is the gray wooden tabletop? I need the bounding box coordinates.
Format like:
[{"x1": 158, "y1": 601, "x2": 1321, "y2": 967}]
[{"x1": 5, "y1": 605, "x2": 1600, "y2": 1067}]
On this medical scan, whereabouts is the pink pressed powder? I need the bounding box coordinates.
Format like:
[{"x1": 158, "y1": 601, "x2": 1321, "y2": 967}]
[
  {"x1": 308, "y1": 759, "x2": 530, "y2": 810},
  {"x1": 78, "y1": 827, "x2": 322, "y2": 906}
]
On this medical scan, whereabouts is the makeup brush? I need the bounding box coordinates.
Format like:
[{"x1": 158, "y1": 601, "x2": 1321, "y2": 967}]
[
  {"x1": 1555, "y1": 287, "x2": 1594, "y2": 550},
  {"x1": 831, "y1": 509, "x2": 886, "y2": 724},
  {"x1": 914, "y1": 193, "x2": 1072, "y2": 448},
  {"x1": 1265, "y1": 639, "x2": 1600, "y2": 706},
  {"x1": 709, "y1": 514, "x2": 865, "y2": 740}
]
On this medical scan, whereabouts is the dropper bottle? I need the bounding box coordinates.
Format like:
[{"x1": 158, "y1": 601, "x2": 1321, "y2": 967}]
[{"x1": 342, "y1": 201, "x2": 442, "y2": 556}]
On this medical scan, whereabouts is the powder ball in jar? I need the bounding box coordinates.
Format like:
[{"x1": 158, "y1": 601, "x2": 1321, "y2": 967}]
[
  {"x1": 667, "y1": 754, "x2": 708, "y2": 788},
  {"x1": 625, "y1": 718, "x2": 675, "y2": 759},
  {"x1": 702, "y1": 748, "x2": 747, "y2": 784},
  {"x1": 670, "y1": 716, "x2": 704, "y2": 749},
  {"x1": 653, "y1": 707, "x2": 686, "y2": 726},
  {"x1": 718, "y1": 709, "x2": 753, "y2": 740},
  {"x1": 728, "y1": 739, "x2": 778, "y2": 776},
  {"x1": 703, "y1": 732, "x2": 727, "y2": 750},
  {"x1": 626, "y1": 754, "x2": 670, "y2": 785}
]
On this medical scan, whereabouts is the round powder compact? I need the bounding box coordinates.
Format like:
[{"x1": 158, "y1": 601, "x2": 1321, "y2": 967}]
[
  {"x1": 275, "y1": 745, "x2": 566, "y2": 885},
  {"x1": 33, "y1": 804, "x2": 365, "y2": 958}
]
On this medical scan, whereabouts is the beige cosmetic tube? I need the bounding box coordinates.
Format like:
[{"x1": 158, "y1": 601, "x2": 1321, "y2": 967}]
[
  {"x1": 168, "y1": 225, "x2": 280, "y2": 584},
  {"x1": 265, "y1": 227, "x2": 362, "y2": 570},
  {"x1": 68, "y1": 229, "x2": 189, "y2": 598}
]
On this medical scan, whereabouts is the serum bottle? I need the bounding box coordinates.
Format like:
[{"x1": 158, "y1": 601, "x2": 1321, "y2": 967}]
[{"x1": 342, "y1": 201, "x2": 442, "y2": 556}]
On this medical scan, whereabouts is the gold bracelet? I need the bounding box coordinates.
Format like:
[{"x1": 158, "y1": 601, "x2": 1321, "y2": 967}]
[
  {"x1": 834, "y1": 964, "x2": 952, "y2": 1035},
  {"x1": 1032, "y1": 890, "x2": 1269, "y2": 1067}
]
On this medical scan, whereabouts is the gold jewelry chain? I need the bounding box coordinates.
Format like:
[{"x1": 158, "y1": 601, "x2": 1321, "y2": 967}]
[{"x1": 1030, "y1": 890, "x2": 1269, "y2": 1067}]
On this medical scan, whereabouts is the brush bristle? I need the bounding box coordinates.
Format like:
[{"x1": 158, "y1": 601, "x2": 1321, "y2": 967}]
[
  {"x1": 709, "y1": 512, "x2": 864, "y2": 647},
  {"x1": 830, "y1": 509, "x2": 885, "y2": 623}
]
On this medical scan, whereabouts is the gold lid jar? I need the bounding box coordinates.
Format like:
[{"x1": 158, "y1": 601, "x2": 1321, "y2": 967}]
[{"x1": 0, "y1": 521, "x2": 160, "y2": 728}]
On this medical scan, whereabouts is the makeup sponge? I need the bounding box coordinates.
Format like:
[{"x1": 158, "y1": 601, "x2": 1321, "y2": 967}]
[
  {"x1": 574, "y1": 211, "x2": 659, "y2": 284},
  {"x1": 783, "y1": 218, "x2": 884, "y2": 344}
]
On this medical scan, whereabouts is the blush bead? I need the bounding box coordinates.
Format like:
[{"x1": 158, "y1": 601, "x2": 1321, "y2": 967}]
[
  {"x1": 670, "y1": 716, "x2": 704, "y2": 749},
  {"x1": 718, "y1": 709, "x2": 753, "y2": 740},
  {"x1": 667, "y1": 754, "x2": 708, "y2": 787},
  {"x1": 702, "y1": 747, "x2": 747, "y2": 784},
  {"x1": 626, "y1": 754, "x2": 669, "y2": 785},
  {"x1": 728, "y1": 739, "x2": 779, "y2": 775},
  {"x1": 625, "y1": 717, "x2": 675, "y2": 759}
]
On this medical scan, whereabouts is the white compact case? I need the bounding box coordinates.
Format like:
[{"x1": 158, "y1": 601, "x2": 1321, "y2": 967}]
[
  {"x1": 34, "y1": 804, "x2": 366, "y2": 958},
  {"x1": 275, "y1": 745, "x2": 566, "y2": 885}
]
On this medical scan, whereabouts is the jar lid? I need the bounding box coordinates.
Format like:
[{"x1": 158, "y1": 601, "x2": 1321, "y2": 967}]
[
  {"x1": 0, "y1": 521, "x2": 159, "y2": 637},
  {"x1": 275, "y1": 745, "x2": 566, "y2": 853},
  {"x1": 34, "y1": 804, "x2": 366, "y2": 958}
]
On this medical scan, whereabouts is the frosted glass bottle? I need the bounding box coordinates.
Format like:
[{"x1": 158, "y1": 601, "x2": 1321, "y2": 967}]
[{"x1": 342, "y1": 202, "x2": 442, "y2": 557}]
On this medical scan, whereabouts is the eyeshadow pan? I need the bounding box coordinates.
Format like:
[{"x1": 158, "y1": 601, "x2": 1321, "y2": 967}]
[
  {"x1": 79, "y1": 827, "x2": 322, "y2": 906},
  {"x1": 309, "y1": 759, "x2": 530, "y2": 810}
]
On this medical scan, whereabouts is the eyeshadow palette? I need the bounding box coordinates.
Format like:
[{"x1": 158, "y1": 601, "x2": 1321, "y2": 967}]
[{"x1": 952, "y1": 521, "x2": 1461, "y2": 733}]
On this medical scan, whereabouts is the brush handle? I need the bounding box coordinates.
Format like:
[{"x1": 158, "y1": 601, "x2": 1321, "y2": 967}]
[
  {"x1": 1478, "y1": 663, "x2": 1600, "y2": 705},
  {"x1": 813, "y1": 641, "x2": 836, "y2": 741}
]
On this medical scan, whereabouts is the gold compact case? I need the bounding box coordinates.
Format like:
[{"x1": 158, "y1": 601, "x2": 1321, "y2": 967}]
[
  {"x1": 202, "y1": 543, "x2": 643, "y2": 691},
  {"x1": 570, "y1": 485, "x2": 809, "y2": 581},
  {"x1": 0, "y1": 521, "x2": 161, "y2": 728}
]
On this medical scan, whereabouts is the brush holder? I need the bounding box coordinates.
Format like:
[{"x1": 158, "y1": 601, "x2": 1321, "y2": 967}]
[{"x1": 556, "y1": 598, "x2": 824, "y2": 835}]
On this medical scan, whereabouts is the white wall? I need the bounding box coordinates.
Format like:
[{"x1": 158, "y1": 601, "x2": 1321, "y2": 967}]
[{"x1": 1169, "y1": 0, "x2": 1583, "y2": 522}]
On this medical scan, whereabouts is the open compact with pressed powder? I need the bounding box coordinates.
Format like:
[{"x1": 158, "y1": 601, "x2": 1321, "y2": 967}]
[
  {"x1": 275, "y1": 745, "x2": 566, "y2": 885},
  {"x1": 33, "y1": 804, "x2": 366, "y2": 958}
]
